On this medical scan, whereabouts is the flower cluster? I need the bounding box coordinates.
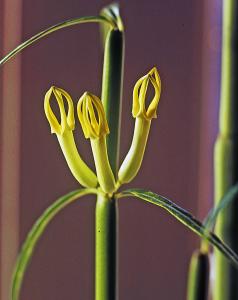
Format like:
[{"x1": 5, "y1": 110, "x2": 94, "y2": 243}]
[{"x1": 44, "y1": 67, "x2": 161, "y2": 194}]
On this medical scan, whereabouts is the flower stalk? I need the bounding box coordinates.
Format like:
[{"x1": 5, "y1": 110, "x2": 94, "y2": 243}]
[
  {"x1": 77, "y1": 92, "x2": 116, "y2": 194},
  {"x1": 118, "y1": 117, "x2": 151, "y2": 184},
  {"x1": 90, "y1": 137, "x2": 116, "y2": 194},
  {"x1": 118, "y1": 68, "x2": 161, "y2": 185},
  {"x1": 44, "y1": 86, "x2": 98, "y2": 188}
]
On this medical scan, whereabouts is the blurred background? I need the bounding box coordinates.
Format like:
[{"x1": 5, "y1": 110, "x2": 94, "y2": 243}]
[{"x1": 0, "y1": 0, "x2": 222, "y2": 299}]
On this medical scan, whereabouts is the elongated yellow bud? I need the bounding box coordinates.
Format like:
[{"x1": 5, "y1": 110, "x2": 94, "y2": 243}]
[
  {"x1": 77, "y1": 92, "x2": 109, "y2": 139},
  {"x1": 118, "y1": 67, "x2": 161, "y2": 184},
  {"x1": 77, "y1": 92, "x2": 116, "y2": 193},
  {"x1": 132, "y1": 67, "x2": 161, "y2": 120},
  {"x1": 44, "y1": 86, "x2": 98, "y2": 188},
  {"x1": 44, "y1": 86, "x2": 75, "y2": 134}
]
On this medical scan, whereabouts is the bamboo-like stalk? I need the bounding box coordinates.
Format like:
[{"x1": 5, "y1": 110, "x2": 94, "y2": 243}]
[
  {"x1": 95, "y1": 7, "x2": 124, "y2": 300},
  {"x1": 186, "y1": 251, "x2": 209, "y2": 300},
  {"x1": 214, "y1": 1, "x2": 238, "y2": 299}
]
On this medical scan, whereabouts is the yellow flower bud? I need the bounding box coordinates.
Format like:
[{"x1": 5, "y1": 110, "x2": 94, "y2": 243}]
[
  {"x1": 44, "y1": 86, "x2": 75, "y2": 135},
  {"x1": 77, "y1": 92, "x2": 109, "y2": 139},
  {"x1": 118, "y1": 67, "x2": 162, "y2": 185},
  {"x1": 77, "y1": 92, "x2": 116, "y2": 194},
  {"x1": 132, "y1": 67, "x2": 161, "y2": 120},
  {"x1": 44, "y1": 86, "x2": 98, "y2": 188}
]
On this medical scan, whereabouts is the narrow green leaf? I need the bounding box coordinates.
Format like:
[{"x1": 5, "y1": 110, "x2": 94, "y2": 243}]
[
  {"x1": 200, "y1": 183, "x2": 238, "y2": 253},
  {"x1": 11, "y1": 188, "x2": 98, "y2": 300},
  {"x1": 204, "y1": 183, "x2": 238, "y2": 230},
  {"x1": 0, "y1": 16, "x2": 114, "y2": 66},
  {"x1": 117, "y1": 189, "x2": 238, "y2": 268}
]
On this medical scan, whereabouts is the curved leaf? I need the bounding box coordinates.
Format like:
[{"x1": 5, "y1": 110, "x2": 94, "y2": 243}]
[
  {"x1": 204, "y1": 183, "x2": 238, "y2": 230},
  {"x1": 117, "y1": 189, "x2": 238, "y2": 268},
  {"x1": 0, "y1": 16, "x2": 114, "y2": 66},
  {"x1": 11, "y1": 188, "x2": 98, "y2": 300}
]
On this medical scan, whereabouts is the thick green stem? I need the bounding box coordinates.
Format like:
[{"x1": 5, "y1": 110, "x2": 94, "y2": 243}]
[
  {"x1": 214, "y1": 1, "x2": 238, "y2": 299},
  {"x1": 95, "y1": 7, "x2": 124, "y2": 299},
  {"x1": 95, "y1": 195, "x2": 118, "y2": 300},
  {"x1": 101, "y1": 28, "x2": 124, "y2": 176}
]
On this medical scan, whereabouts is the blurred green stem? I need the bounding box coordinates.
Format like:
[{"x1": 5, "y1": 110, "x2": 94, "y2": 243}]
[
  {"x1": 214, "y1": 0, "x2": 238, "y2": 299},
  {"x1": 186, "y1": 251, "x2": 209, "y2": 300}
]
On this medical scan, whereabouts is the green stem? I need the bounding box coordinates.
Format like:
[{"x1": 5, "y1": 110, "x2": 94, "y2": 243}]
[
  {"x1": 95, "y1": 6, "x2": 124, "y2": 300},
  {"x1": 0, "y1": 16, "x2": 115, "y2": 66},
  {"x1": 95, "y1": 195, "x2": 117, "y2": 300},
  {"x1": 101, "y1": 28, "x2": 124, "y2": 176},
  {"x1": 214, "y1": 1, "x2": 238, "y2": 299}
]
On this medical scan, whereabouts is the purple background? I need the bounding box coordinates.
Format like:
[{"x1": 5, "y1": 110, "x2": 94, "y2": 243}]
[{"x1": 0, "y1": 0, "x2": 222, "y2": 299}]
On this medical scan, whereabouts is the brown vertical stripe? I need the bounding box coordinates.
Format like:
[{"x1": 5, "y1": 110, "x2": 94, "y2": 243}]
[
  {"x1": 0, "y1": 0, "x2": 22, "y2": 298},
  {"x1": 198, "y1": 0, "x2": 221, "y2": 218}
]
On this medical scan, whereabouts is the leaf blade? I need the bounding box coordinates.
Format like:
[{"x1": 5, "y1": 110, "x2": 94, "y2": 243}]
[
  {"x1": 117, "y1": 189, "x2": 238, "y2": 268},
  {"x1": 204, "y1": 183, "x2": 238, "y2": 230},
  {"x1": 11, "y1": 188, "x2": 98, "y2": 300},
  {"x1": 0, "y1": 16, "x2": 114, "y2": 66}
]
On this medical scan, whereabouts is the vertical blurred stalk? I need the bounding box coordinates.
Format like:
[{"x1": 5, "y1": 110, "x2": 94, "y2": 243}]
[
  {"x1": 95, "y1": 5, "x2": 124, "y2": 300},
  {"x1": 186, "y1": 251, "x2": 209, "y2": 300},
  {"x1": 214, "y1": 1, "x2": 238, "y2": 299}
]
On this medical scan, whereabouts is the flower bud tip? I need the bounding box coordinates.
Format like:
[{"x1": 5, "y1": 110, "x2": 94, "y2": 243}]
[
  {"x1": 132, "y1": 67, "x2": 161, "y2": 120},
  {"x1": 44, "y1": 86, "x2": 75, "y2": 135},
  {"x1": 77, "y1": 92, "x2": 109, "y2": 139}
]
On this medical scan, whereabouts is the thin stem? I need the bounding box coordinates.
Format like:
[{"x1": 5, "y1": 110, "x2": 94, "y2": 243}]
[
  {"x1": 118, "y1": 118, "x2": 151, "y2": 184},
  {"x1": 91, "y1": 137, "x2": 116, "y2": 193},
  {"x1": 95, "y1": 195, "x2": 117, "y2": 300},
  {"x1": 214, "y1": 1, "x2": 238, "y2": 299},
  {"x1": 0, "y1": 16, "x2": 115, "y2": 66}
]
